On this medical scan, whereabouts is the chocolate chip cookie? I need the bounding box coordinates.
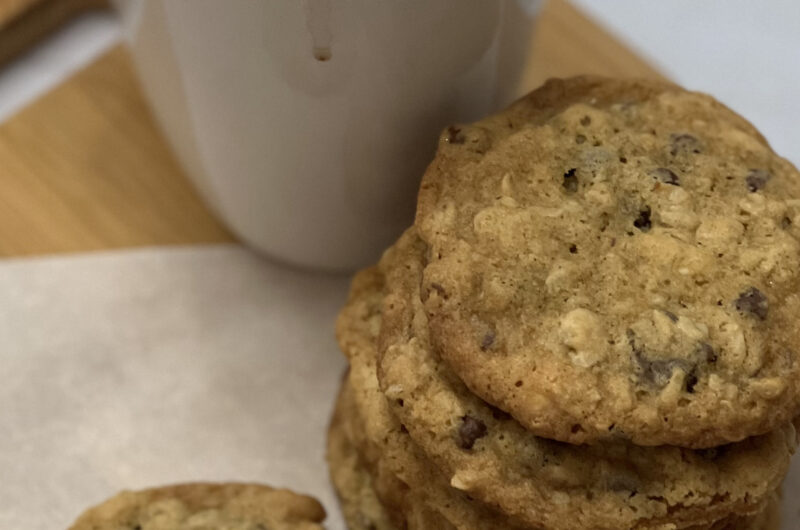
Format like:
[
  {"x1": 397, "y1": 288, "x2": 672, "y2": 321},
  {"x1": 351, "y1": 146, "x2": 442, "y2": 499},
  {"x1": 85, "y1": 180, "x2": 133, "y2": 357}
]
[
  {"x1": 68, "y1": 482, "x2": 325, "y2": 530},
  {"x1": 377, "y1": 228, "x2": 797, "y2": 529},
  {"x1": 414, "y1": 76, "x2": 800, "y2": 448},
  {"x1": 327, "y1": 379, "x2": 406, "y2": 530},
  {"x1": 335, "y1": 267, "x2": 529, "y2": 529}
]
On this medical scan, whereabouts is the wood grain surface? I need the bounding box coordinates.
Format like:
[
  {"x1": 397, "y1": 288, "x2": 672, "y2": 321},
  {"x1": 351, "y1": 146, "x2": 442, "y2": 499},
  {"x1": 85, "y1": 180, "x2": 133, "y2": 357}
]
[{"x1": 0, "y1": 0, "x2": 661, "y2": 257}]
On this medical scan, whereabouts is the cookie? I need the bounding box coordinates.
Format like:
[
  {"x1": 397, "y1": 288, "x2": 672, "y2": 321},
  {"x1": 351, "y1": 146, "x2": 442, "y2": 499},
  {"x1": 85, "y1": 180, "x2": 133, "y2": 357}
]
[
  {"x1": 68, "y1": 482, "x2": 325, "y2": 530},
  {"x1": 414, "y1": 76, "x2": 800, "y2": 447},
  {"x1": 377, "y1": 228, "x2": 797, "y2": 530},
  {"x1": 327, "y1": 378, "x2": 405, "y2": 530},
  {"x1": 330, "y1": 376, "x2": 464, "y2": 530},
  {"x1": 334, "y1": 267, "x2": 529, "y2": 529}
]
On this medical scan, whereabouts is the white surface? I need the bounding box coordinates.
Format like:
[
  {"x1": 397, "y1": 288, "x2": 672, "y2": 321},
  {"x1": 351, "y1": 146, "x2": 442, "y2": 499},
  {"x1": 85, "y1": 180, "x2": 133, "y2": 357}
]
[
  {"x1": 0, "y1": 246, "x2": 349, "y2": 529},
  {"x1": 572, "y1": 0, "x2": 800, "y2": 168},
  {"x1": 0, "y1": 11, "x2": 120, "y2": 122}
]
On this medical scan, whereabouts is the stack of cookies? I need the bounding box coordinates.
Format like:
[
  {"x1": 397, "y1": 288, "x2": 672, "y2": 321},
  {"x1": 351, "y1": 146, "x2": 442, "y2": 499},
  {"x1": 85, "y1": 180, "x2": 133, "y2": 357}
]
[{"x1": 328, "y1": 77, "x2": 800, "y2": 530}]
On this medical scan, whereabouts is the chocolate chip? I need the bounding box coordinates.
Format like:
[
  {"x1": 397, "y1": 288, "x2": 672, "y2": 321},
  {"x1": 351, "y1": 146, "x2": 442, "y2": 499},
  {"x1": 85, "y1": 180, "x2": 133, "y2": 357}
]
[
  {"x1": 580, "y1": 115, "x2": 591, "y2": 126},
  {"x1": 685, "y1": 372, "x2": 698, "y2": 393},
  {"x1": 480, "y1": 331, "x2": 495, "y2": 351},
  {"x1": 734, "y1": 287, "x2": 768, "y2": 320},
  {"x1": 670, "y1": 133, "x2": 702, "y2": 156},
  {"x1": 628, "y1": 330, "x2": 690, "y2": 387},
  {"x1": 781, "y1": 216, "x2": 792, "y2": 229},
  {"x1": 651, "y1": 167, "x2": 680, "y2": 186},
  {"x1": 745, "y1": 169, "x2": 771, "y2": 192},
  {"x1": 563, "y1": 168, "x2": 578, "y2": 193},
  {"x1": 458, "y1": 415, "x2": 487, "y2": 450},
  {"x1": 399, "y1": 424, "x2": 409, "y2": 434},
  {"x1": 569, "y1": 244, "x2": 578, "y2": 254},
  {"x1": 446, "y1": 125, "x2": 465, "y2": 144},
  {"x1": 633, "y1": 206, "x2": 652, "y2": 232}
]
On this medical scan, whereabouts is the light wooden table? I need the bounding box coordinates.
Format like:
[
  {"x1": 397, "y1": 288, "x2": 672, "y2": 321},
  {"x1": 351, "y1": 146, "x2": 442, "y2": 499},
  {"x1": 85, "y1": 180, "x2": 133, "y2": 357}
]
[{"x1": 0, "y1": 0, "x2": 661, "y2": 257}]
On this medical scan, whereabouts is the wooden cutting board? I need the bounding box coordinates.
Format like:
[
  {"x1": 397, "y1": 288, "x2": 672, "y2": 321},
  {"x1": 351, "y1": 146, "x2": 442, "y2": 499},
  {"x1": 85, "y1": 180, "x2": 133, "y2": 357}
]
[{"x1": 0, "y1": 0, "x2": 662, "y2": 257}]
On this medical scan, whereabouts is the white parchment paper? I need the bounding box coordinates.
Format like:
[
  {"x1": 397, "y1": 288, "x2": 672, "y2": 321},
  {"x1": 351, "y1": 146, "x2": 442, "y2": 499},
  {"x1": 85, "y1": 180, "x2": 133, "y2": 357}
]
[
  {"x1": 0, "y1": 245, "x2": 797, "y2": 529},
  {"x1": 0, "y1": 245, "x2": 349, "y2": 529}
]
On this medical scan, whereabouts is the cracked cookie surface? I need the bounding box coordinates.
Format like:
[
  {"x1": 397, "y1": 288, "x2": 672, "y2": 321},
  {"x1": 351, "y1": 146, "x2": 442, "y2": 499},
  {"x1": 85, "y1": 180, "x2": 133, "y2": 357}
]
[
  {"x1": 415, "y1": 76, "x2": 800, "y2": 447},
  {"x1": 68, "y1": 483, "x2": 325, "y2": 530}
]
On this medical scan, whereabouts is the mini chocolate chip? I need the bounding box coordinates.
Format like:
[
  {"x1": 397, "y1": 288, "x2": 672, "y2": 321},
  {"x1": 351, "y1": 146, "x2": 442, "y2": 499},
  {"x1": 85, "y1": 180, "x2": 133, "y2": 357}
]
[
  {"x1": 781, "y1": 216, "x2": 792, "y2": 229},
  {"x1": 397, "y1": 398, "x2": 404, "y2": 407},
  {"x1": 563, "y1": 168, "x2": 578, "y2": 193},
  {"x1": 633, "y1": 206, "x2": 652, "y2": 232},
  {"x1": 576, "y1": 134, "x2": 586, "y2": 144},
  {"x1": 480, "y1": 331, "x2": 495, "y2": 351},
  {"x1": 685, "y1": 372, "x2": 698, "y2": 393},
  {"x1": 569, "y1": 244, "x2": 578, "y2": 254},
  {"x1": 651, "y1": 167, "x2": 680, "y2": 186},
  {"x1": 662, "y1": 310, "x2": 678, "y2": 322},
  {"x1": 735, "y1": 287, "x2": 768, "y2": 320},
  {"x1": 580, "y1": 115, "x2": 591, "y2": 126},
  {"x1": 619, "y1": 156, "x2": 628, "y2": 164},
  {"x1": 446, "y1": 125, "x2": 465, "y2": 144},
  {"x1": 458, "y1": 415, "x2": 487, "y2": 450},
  {"x1": 745, "y1": 169, "x2": 771, "y2": 192},
  {"x1": 670, "y1": 133, "x2": 702, "y2": 156},
  {"x1": 429, "y1": 282, "x2": 448, "y2": 299},
  {"x1": 399, "y1": 424, "x2": 409, "y2": 434}
]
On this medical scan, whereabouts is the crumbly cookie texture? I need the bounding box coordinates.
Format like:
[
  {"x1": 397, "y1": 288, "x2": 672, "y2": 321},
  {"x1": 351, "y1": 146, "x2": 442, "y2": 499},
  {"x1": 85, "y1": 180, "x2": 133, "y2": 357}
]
[
  {"x1": 415, "y1": 76, "x2": 800, "y2": 447},
  {"x1": 376, "y1": 229, "x2": 796, "y2": 530},
  {"x1": 331, "y1": 379, "x2": 463, "y2": 530},
  {"x1": 327, "y1": 381, "x2": 403, "y2": 530},
  {"x1": 68, "y1": 483, "x2": 325, "y2": 530},
  {"x1": 335, "y1": 268, "x2": 528, "y2": 530}
]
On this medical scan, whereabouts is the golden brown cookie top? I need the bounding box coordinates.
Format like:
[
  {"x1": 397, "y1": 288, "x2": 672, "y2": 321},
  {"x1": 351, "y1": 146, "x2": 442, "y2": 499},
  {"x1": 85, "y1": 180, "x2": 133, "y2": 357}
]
[
  {"x1": 415, "y1": 76, "x2": 800, "y2": 447},
  {"x1": 69, "y1": 483, "x2": 325, "y2": 530}
]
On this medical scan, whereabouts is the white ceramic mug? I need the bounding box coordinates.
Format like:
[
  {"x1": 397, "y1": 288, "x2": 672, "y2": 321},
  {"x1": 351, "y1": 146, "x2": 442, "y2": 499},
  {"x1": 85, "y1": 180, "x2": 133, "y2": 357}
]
[{"x1": 118, "y1": 0, "x2": 540, "y2": 271}]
